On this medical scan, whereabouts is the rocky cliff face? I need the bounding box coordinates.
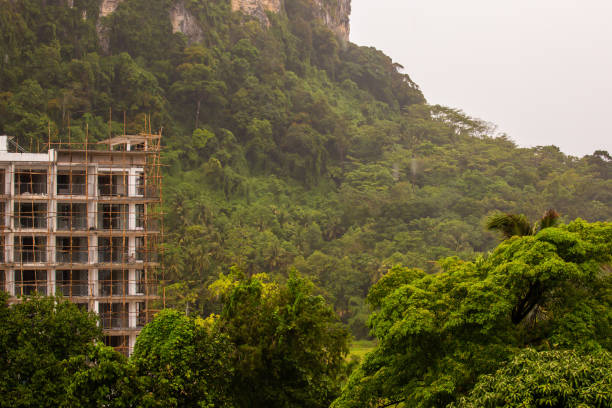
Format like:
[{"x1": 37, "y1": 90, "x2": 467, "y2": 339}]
[
  {"x1": 100, "y1": 0, "x2": 124, "y2": 17},
  {"x1": 231, "y1": 0, "x2": 282, "y2": 27},
  {"x1": 231, "y1": 0, "x2": 350, "y2": 42},
  {"x1": 97, "y1": 0, "x2": 350, "y2": 50},
  {"x1": 170, "y1": 2, "x2": 204, "y2": 43},
  {"x1": 97, "y1": 0, "x2": 203, "y2": 51},
  {"x1": 311, "y1": 0, "x2": 350, "y2": 42}
]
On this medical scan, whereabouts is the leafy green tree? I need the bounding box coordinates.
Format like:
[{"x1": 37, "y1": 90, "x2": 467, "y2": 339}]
[
  {"x1": 131, "y1": 309, "x2": 235, "y2": 408},
  {"x1": 333, "y1": 220, "x2": 612, "y2": 408},
  {"x1": 454, "y1": 349, "x2": 612, "y2": 408},
  {"x1": 210, "y1": 269, "x2": 350, "y2": 408},
  {"x1": 65, "y1": 344, "x2": 141, "y2": 408},
  {"x1": 171, "y1": 46, "x2": 227, "y2": 128},
  {"x1": 0, "y1": 294, "x2": 102, "y2": 408}
]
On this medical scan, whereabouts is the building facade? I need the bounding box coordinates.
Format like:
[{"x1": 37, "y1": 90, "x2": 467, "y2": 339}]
[{"x1": 0, "y1": 134, "x2": 162, "y2": 355}]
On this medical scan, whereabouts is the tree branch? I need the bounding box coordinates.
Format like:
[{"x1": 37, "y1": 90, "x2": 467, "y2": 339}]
[{"x1": 378, "y1": 398, "x2": 407, "y2": 408}]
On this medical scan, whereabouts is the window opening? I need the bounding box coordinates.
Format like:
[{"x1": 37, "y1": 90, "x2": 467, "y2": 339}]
[
  {"x1": 15, "y1": 270, "x2": 47, "y2": 295},
  {"x1": 57, "y1": 203, "x2": 87, "y2": 230},
  {"x1": 103, "y1": 335, "x2": 130, "y2": 356},
  {"x1": 15, "y1": 236, "x2": 46, "y2": 263},
  {"x1": 56, "y1": 236, "x2": 88, "y2": 263},
  {"x1": 99, "y1": 303, "x2": 128, "y2": 330},
  {"x1": 55, "y1": 270, "x2": 88, "y2": 297},
  {"x1": 15, "y1": 169, "x2": 47, "y2": 195},
  {"x1": 57, "y1": 171, "x2": 86, "y2": 195},
  {"x1": 98, "y1": 172, "x2": 127, "y2": 196},
  {"x1": 98, "y1": 269, "x2": 128, "y2": 296},
  {"x1": 98, "y1": 237, "x2": 128, "y2": 263},
  {"x1": 14, "y1": 202, "x2": 47, "y2": 229},
  {"x1": 98, "y1": 204, "x2": 128, "y2": 230}
]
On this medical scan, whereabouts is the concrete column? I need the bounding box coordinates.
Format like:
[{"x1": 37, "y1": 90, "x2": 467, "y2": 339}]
[
  {"x1": 128, "y1": 204, "x2": 136, "y2": 230},
  {"x1": 88, "y1": 165, "x2": 97, "y2": 198},
  {"x1": 129, "y1": 301, "x2": 136, "y2": 328},
  {"x1": 128, "y1": 168, "x2": 137, "y2": 197},
  {"x1": 89, "y1": 268, "x2": 97, "y2": 298},
  {"x1": 128, "y1": 269, "x2": 136, "y2": 296},
  {"x1": 48, "y1": 269, "x2": 55, "y2": 296},
  {"x1": 88, "y1": 201, "x2": 96, "y2": 229},
  {"x1": 6, "y1": 269, "x2": 14, "y2": 296},
  {"x1": 90, "y1": 235, "x2": 98, "y2": 264},
  {"x1": 0, "y1": 136, "x2": 8, "y2": 152},
  {"x1": 48, "y1": 235, "x2": 55, "y2": 266},
  {"x1": 7, "y1": 232, "x2": 13, "y2": 264}
]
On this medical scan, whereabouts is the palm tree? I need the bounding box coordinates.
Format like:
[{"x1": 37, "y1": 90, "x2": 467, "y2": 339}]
[{"x1": 486, "y1": 209, "x2": 560, "y2": 241}]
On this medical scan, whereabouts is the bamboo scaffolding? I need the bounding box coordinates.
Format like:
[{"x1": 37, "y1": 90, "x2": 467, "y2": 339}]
[{"x1": 0, "y1": 117, "x2": 164, "y2": 356}]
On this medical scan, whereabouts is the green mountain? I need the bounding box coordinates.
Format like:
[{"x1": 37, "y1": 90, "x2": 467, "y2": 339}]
[{"x1": 1, "y1": 0, "x2": 610, "y2": 336}]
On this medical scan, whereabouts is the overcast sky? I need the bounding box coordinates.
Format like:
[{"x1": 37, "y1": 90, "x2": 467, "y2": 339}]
[{"x1": 350, "y1": 0, "x2": 612, "y2": 157}]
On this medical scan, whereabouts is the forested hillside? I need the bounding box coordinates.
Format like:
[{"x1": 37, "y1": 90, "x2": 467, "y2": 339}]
[{"x1": 1, "y1": 0, "x2": 610, "y2": 337}]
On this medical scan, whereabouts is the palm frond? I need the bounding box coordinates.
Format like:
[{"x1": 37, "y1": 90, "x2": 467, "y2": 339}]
[
  {"x1": 486, "y1": 213, "x2": 533, "y2": 240},
  {"x1": 538, "y1": 208, "x2": 560, "y2": 230}
]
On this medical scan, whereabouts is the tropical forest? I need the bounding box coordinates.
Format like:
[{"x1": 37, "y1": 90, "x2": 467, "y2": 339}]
[{"x1": 0, "y1": 0, "x2": 611, "y2": 407}]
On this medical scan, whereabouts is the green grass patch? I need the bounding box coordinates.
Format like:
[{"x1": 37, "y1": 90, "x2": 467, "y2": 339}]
[{"x1": 348, "y1": 339, "x2": 377, "y2": 361}]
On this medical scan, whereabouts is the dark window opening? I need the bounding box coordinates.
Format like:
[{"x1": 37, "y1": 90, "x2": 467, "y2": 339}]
[
  {"x1": 14, "y1": 202, "x2": 47, "y2": 229},
  {"x1": 103, "y1": 335, "x2": 129, "y2": 356},
  {"x1": 15, "y1": 236, "x2": 46, "y2": 263},
  {"x1": 57, "y1": 171, "x2": 86, "y2": 195},
  {"x1": 136, "y1": 172, "x2": 144, "y2": 195},
  {"x1": 55, "y1": 270, "x2": 88, "y2": 297},
  {"x1": 99, "y1": 303, "x2": 128, "y2": 330},
  {"x1": 15, "y1": 269, "x2": 47, "y2": 295},
  {"x1": 15, "y1": 169, "x2": 47, "y2": 195},
  {"x1": 56, "y1": 236, "x2": 88, "y2": 263},
  {"x1": 98, "y1": 237, "x2": 128, "y2": 263},
  {"x1": 0, "y1": 202, "x2": 6, "y2": 228},
  {"x1": 98, "y1": 269, "x2": 128, "y2": 296},
  {"x1": 136, "y1": 301, "x2": 148, "y2": 328},
  {"x1": 135, "y1": 237, "x2": 145, "y2": 261},
  {"x1": 57, "y1": 203, "x2": 87, "y2": 230},
  {"x1": 98, "y1": 173, "x2": 127, "y2": 197},
  {"x1": 98, "y1": 204, "x2": 128, "y2": 230},
  {"x1": 135, "y1": 204, "x2": 145, "y2": 229}
]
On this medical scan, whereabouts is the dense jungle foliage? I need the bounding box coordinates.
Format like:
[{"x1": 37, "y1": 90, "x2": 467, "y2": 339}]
[
  {"x1": 1, "y1": 0, "x2": 611, "y2": 340},
  {"x1": 334, "y1": 219, "x2": 612, "y2": 407},
  {"x1": 2, "y1": 219, "x2": 610, "y2": 407},
  {"x1": 0, "y1": 273, "x2": 352, "y2": 408}
]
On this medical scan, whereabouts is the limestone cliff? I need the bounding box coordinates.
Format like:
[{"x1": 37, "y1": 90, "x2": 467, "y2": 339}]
[
  {"x1": 96, "y1": 0, "x2": 350, "y2": 51},
  {"x1": 97, "y1": 0, "x2": 203, "y2": 51},
  {"x1": 100, "y1": 0, "x2": 124, "y2": 17},
  {"x1": 170, "y1": 2, "x2": 204, "y2": 43},
  {"x1": 231, "y1": 0, "x2": 350, "y2": 42},
  {"x1": 231, "y1": 0, "x2": 282, "y2": 27},
  {"x1": 97, "y1": 0, "x2": 125, "y2": 52},
  {"x1": 311, "y1": 0, "x2": 350, "y2": 42}
]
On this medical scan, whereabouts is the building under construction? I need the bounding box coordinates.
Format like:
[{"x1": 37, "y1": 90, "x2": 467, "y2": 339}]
[{"x1": 0, "y1": 131, "x2": 162, "y2": 355}]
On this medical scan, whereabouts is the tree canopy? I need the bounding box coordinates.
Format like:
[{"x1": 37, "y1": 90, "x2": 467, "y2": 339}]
[{"x1": 333, "y1": 220, "x2": 612, "y2": 408}]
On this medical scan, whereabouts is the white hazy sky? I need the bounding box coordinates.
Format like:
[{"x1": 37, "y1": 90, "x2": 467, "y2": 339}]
[{"x1": 350, "y1": 0, "x2": 612, "y2": 157}]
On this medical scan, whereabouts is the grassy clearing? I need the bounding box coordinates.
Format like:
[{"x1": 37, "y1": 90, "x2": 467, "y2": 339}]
[{"x1": 348, "y1": 339, "x2": 377, "y2": 362}]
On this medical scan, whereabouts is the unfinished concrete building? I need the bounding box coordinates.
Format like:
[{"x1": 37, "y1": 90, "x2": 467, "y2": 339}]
[{"x1": 0, "y1": 132, "x2": 162, "y2": 355}]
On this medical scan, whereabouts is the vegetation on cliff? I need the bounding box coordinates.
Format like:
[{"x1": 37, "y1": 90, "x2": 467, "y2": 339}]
[{"x1": 1, "y1": 0, "x2": 611, "y2": 338}]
